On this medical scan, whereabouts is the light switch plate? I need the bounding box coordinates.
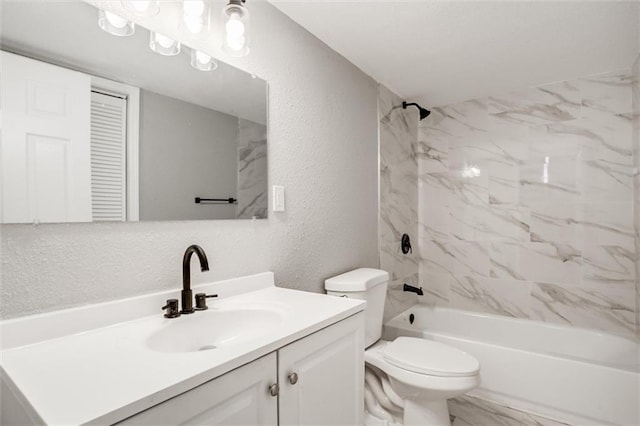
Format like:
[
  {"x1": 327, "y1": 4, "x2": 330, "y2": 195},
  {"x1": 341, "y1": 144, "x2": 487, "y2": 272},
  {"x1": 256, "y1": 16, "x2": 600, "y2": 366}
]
[{"x1": 272, "y1": 185, "x2": 285, "y2": 212}]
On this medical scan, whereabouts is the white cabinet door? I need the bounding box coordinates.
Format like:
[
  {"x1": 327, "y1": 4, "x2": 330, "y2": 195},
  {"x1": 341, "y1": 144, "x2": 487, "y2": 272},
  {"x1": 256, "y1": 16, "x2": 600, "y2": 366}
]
[
  {"x1": 118, "y1": 353, "x2": 278, "y2": 426},
  {"x1": 278, "y1": 313, "x2": 365, "y2": 426},
  {"x1": 1, "y1": 51, "x2": 92, "y2": 223}
]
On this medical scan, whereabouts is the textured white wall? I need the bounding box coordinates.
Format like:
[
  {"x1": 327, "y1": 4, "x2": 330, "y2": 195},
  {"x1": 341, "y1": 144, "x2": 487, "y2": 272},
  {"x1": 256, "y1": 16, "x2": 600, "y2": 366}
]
[{"x1": 0, "y1": 1, "x2": 379, "y2": 318}]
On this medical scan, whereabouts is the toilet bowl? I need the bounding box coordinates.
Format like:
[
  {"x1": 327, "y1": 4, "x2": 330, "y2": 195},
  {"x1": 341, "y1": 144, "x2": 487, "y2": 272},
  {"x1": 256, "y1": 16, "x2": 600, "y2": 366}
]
[
  {"x1": 325, "y1": 268, "x2": 480, "y2": 426},
  {"x1": 365, "y1": 339, "x2": 479, "y2": 425}
]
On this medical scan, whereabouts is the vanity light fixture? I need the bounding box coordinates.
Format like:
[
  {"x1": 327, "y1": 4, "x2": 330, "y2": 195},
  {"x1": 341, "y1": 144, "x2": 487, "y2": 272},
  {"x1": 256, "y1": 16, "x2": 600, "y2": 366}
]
[
  {"x1": 190, "y1": 49, "x2": 218, "y2": 71},
  {"x1": 149, "y1": 32, "x2": 181, "y2": 56},
  {"x1": 182, "y1": 0, "x2": 209, "y2": 36},
  {"x1": 222, "y1": 0, "x2": 250, "y2": 57},
  {"x1": 98, "y1": 9, "x2": 135, "y2": 37},
  {"x1": 121, "y1": 0, "x2": 159, "y2": 16}
]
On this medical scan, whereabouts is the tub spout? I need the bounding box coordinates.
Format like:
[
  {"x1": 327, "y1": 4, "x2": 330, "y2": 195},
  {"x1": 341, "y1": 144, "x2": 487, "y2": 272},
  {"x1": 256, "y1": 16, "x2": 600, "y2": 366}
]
[{"x1": 403, "y1": 283, "x2": 424, "y2": 296}]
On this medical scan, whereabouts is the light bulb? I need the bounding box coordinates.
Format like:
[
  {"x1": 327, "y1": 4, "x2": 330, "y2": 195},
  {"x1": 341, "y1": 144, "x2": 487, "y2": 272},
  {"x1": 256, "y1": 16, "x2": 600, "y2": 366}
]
[
  {"x1": 226, "y1": 35, "x2": 246, "y2": 51},
  {"x1": 226, "y1": 15, "x2": 245, "y2": 37},
  {"x1": 98, "y1": 9, "x2": 134, "y2": 36},
  {"x1": 182, "y1": 0, "x2": 208, "y2": 35},
  {"x1": 196, "y1": 51, "x2": 211, "y2": 64},
  {"x1": 222, "y1": 1, "x2": 250, "y2": 57},
  {"x1": 190, "y1": 49, "x2": 218, "y2": 71},
  {"x1": 122, "y1": 0, "x2": 159, "y2": 16},
  {"x1": 156, "y1": 33, "x2": 174, "y2": 48},
  {"x1": 225, "y1": 13, "x2": 246, "y2": 51},
  {"x1": 131, "y1": 0, "x2": 151, "y2": 12},
  {"x1": 183, "y1": 0, "x2": 205, "y2": 17},
  {"x1": 105, "y1": 11, "x2": 128, "y2": 28},
  {"x1": 184, "y1": 16, "x2": 204, "y2": 34},
  {"x1": 149, "y1": 32, "x2": 181, "y2": 56}
]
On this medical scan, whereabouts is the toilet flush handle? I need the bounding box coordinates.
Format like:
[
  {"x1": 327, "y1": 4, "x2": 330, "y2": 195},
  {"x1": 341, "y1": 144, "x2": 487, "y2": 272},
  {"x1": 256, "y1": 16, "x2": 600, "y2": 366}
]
[{"x1": 288, "y1": 372, "x2": 298, "y2": 385}]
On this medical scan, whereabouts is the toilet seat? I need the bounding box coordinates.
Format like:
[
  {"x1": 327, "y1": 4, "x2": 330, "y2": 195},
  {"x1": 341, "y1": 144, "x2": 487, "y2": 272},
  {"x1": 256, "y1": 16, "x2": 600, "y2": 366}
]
[
  {"x1": 365, "y1": 339, "x2": 480, "y2": 399},
  {"x1": 383, "y1": 337, "x2": 479, "y2": 377}
]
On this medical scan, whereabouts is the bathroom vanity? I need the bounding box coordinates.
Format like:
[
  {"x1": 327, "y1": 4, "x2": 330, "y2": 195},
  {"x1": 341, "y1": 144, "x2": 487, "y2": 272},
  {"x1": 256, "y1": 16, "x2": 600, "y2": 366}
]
[{"x1": 0, "y1": 273, "x2": 365, "y2": 425}]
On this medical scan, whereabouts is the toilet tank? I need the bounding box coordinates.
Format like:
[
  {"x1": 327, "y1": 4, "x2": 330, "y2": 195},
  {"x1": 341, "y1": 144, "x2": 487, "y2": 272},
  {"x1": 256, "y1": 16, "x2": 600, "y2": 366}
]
[{"x1": 324, "y1": 268, "x2": 389, "y2": 348}]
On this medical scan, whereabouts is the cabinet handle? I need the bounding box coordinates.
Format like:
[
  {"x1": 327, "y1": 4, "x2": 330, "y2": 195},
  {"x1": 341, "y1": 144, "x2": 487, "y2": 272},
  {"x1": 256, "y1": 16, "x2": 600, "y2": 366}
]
[
  {"x1": 288, "y1": 372, "x2": 298, "y2": 385},
  {"x1": 269, "y1": 383, "x2": 279, "y2": 397}
]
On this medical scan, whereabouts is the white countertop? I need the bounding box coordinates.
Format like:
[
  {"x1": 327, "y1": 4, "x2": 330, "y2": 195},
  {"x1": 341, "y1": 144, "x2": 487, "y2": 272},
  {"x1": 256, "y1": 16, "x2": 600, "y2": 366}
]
[{"x1": 0, "y1": 273, "x2": 365, "y2": 425}]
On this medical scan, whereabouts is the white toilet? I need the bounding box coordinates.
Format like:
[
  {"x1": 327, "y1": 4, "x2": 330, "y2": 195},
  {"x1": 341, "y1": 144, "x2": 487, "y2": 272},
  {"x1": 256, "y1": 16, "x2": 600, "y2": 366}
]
[{"x1": 325, "y1": 268, "x2": 480, "y2": 426}]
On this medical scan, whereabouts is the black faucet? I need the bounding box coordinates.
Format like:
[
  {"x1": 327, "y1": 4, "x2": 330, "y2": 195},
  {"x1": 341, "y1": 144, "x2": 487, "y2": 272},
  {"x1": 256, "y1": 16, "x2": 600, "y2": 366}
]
[
  {"x1": 181, "y1": 245, "x2": 210, "y2": 314},
  {"x1": 403, "y1": 283, "x2": 424, "y2": 296}
]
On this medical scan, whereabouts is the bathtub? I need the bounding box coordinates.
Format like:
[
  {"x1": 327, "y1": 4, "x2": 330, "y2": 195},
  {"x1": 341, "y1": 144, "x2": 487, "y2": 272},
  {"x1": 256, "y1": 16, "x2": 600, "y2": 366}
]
[{"x1": 382, "y1": 305, "x2": 639, "y2": 426}]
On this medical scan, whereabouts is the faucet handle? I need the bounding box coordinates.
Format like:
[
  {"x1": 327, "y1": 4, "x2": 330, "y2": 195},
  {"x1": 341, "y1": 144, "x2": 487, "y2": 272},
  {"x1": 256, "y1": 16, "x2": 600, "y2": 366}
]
[
  {"x1": 195, "y1": 293, "x2": 218, "y2": 310},
  {"x1": 162, "y1": 299, "x2": 181, "y2": 318}
]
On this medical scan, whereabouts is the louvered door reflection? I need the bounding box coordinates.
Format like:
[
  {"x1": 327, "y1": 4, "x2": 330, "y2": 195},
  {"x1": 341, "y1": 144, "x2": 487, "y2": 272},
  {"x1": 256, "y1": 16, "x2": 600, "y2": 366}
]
[{"x1": 90, "y1": 91, "x2": 127, "y2": 221}]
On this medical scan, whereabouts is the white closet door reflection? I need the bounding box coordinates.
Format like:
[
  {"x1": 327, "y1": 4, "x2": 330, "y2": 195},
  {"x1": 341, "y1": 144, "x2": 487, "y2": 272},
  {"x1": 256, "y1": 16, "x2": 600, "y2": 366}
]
[
  {"x1": 1, "y1": 51, "x2": 92, "y2": 223},
  {"x1": 90, "y1": 91, "x2": 127, "y2": 222}
]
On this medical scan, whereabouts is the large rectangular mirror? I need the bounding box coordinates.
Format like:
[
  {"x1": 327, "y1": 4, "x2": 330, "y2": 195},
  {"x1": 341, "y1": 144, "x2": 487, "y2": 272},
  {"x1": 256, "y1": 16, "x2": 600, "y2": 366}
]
[{"x1": 0, "y1": 1, "x2": 268, "y2": 223}]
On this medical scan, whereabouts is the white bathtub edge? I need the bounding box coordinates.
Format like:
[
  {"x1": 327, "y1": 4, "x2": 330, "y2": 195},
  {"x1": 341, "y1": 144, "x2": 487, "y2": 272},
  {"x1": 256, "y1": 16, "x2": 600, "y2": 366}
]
[{"x1": 383, "y1": 305, "x2": 640, "y2": 426}]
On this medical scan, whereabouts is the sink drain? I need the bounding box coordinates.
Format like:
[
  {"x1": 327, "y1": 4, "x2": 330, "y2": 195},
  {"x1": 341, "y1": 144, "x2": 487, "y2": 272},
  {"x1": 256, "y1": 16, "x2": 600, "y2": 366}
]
[{"x1": 198, "y1": 345, "x2": 217, "y2": 351}]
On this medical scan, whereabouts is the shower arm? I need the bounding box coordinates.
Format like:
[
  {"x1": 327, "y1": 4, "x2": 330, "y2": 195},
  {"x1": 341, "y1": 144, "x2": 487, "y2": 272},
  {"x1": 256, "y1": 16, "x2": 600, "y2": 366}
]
[{"x1": 401, "y1": 101, "x2": 431, "y2": 120}]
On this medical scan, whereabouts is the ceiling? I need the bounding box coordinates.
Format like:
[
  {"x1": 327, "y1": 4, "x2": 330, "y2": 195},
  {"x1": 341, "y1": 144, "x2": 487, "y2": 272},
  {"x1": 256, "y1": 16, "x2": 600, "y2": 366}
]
[{"x1": 269, "y1": 0, "x2": 639, "y2": 107}]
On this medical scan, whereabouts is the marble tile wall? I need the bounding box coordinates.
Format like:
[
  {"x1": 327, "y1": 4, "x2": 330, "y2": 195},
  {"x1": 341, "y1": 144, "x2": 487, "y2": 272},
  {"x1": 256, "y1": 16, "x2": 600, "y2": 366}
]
[
  {"x1": 418, "y1": 70, "x2": 637, "y2": 338},
  {"x1": 236, "y1": 118, "x2": 268, "y2": 219},
  {"x1": 633, "y1": 56, "x2": 640, "y2": 340},
  {"x1": 378, "y1": 84, "x2": 420, "y2": 322}
]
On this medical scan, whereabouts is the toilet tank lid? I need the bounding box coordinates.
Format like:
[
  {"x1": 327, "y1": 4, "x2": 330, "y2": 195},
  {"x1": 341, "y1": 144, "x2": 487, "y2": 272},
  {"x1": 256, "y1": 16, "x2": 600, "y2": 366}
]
[{"x1": 325, "y1": 268, "x2": 389, "y2": 292}]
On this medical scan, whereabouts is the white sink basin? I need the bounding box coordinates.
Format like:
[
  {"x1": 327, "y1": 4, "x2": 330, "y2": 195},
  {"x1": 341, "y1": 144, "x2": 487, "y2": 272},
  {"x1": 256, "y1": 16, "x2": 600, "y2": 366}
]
[{"x1": 147, "y1": 305, "x2": 287, "y2": 353}]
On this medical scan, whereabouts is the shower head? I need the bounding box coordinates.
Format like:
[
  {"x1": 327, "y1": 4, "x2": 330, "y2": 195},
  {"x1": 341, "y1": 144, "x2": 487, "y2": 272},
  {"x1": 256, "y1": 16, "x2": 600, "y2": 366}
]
[{"x1": 402, "y1": 101, "x2": 431, "y2": 120}]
